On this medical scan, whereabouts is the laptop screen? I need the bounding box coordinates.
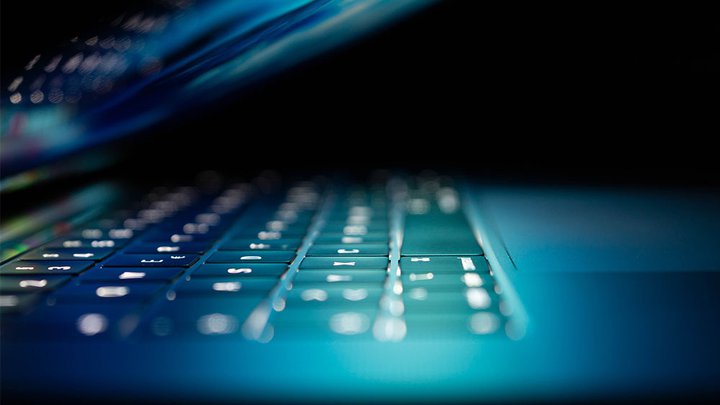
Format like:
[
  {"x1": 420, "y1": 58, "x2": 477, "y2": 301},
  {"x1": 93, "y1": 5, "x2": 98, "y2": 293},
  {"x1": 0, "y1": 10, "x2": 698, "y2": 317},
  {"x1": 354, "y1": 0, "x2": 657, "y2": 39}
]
[{"x1": 0, "y1": 0, "x2": 431, "y2": 178}]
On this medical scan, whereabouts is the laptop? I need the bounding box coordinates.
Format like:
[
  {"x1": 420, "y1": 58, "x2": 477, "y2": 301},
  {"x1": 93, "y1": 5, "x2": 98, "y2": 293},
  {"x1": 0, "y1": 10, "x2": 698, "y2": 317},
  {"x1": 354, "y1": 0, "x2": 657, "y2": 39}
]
[{"x1": 2, "y1": 1, "x2": 719, "y2": 403}]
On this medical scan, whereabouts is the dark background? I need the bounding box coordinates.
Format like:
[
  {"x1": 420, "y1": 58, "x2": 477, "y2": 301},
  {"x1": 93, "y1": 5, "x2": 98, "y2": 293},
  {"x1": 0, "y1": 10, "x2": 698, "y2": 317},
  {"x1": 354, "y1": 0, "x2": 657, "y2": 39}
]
[{"x1": 2, "y1": 1, "x2": 719, "y2": 184}]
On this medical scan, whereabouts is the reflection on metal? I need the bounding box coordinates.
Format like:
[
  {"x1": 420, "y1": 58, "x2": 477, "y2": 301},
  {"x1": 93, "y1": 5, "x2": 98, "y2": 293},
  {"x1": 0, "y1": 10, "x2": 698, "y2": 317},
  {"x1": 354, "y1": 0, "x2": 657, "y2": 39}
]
[
  {"x1": 341, "y1": 288, "x2": 368, "y2": 301},
  {"x1": 242, "y1": 302, "x2": 272, "y2": 341},
  {"x1": 0, "y1": 295, "x2": 20, "y2": 307},
  {"x1": 266, "y1": 220, "x2": 286, "y2": 231},
  {"x1": 408, "y1": 272, "x2": 433, "y2": 281},
  {"x1": 346, "y1": 215, "x2": 370, "y2": 225},
  {"x1": 212, "y1": 282, "x2": 241, "y2": 292},
  {"x1": 151, "y1": 316, "x2": 173, "y2": 337},
  {"x1": 407, "y1": 198, "x2": 430, "y2": 214},
  {"x1": 258, "y1": 231, "x2": 281, "y2": 240},
  {"x1": 465, "y1": 288, "x2": 491, "y2": 309},
  {"x1": 468, "y1": 312, "x2": 499, "y2": 335},
  {"x1": 459, "y1": 257, "x2": 476, "y2": 271},
  {"x1": 407, "y1": 287, "x2": 428, "y2": 301},
  {"x1": 329, "y1": 312, "x2": 369, "y2": 335},
  {"x1": 82, "y1": 229, "x2": 103, "y2": 239},
  {"x1": 380, "y1": 296, "x2": 404, "y2": 316},
  {"x1": 373, "y1": 315, "x2": 406, "y2": 342},
  {"x1": 301, "y1": 288, "x2": 327, "y2": 302},
  {"x1": 462, "y1": 272, "x2": 483, "y2": 287},
  {"x1": 326, "y1": 274, "x2": 352, "y2": 282},
  {"x1": 349, "y1": 206, "x2": 372, "y2": 216},
  {"x1": 437, "y1": 187, "x2": 460, "y2": 213},
  {"x1": 118, "y1": 314, "x2": 140, "y2": 338},
  {"x1": 7, "y1": 76, "x2": 23, "y2": 92},
  {"x1": 505, "y1": 320, "x2": 527, "y2": 341},
  {"x1": 499, "y1": 300, "x2": 513, "y2": 316},
  {"x1": 77, "y1": 313, "x2": 108, "y2": 336},
  {"x1": 272, "y1": 298, "x2": 286, "y2": 312},
  {"x1": 392, "y1": 280, "x2": 403, "y2": 294},
  {"x1": 343, "y1": 225, "x2": 367, "y2": 236},
  {"x1": 197, "y1": 313, "x2": 238, "y2": 335}
]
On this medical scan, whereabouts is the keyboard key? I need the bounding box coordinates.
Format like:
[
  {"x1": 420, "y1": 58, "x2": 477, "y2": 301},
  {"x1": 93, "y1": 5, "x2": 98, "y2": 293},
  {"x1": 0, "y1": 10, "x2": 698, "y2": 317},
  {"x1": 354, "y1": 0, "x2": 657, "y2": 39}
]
[
  {"x1": 190, "y1": 264, "x2": 287, "y2": 278},
  {"x1": 206, "y1": 251, "x2": 295, "y2": 264},
  {"x1": 403, "y1": 312, "x2": 504, "y2": 338},
  {"x1": 286, "y1": 282, "x2": 383, "y2": 291},
  {"x1": 328, "y1": 206, "x2": 385, "y2": 218},
  {"x1": 154, "y1": 223, "x2": 224, "y2": 237},
  {"x1": 12, "y1": 303, "x2": 142, "y2": 340},
  {"x1": 300, "y1": 257, "x2": 389, "y2": 270},
  {"x1": 171, "y1": 279, "x2": 276, "y2": 297},
  {"x1": 401, "y1": 272, "x2": 494, "y2": 289},
  {"x1": 0, "y1": 276, "x2": 71, "y2": 293},
  {"x1": 220, "y1": 239, "x2": 301, "y2": 251},
  {"x1": 103, "y1": 254, "x2": 199, "y2": 268},
  {"x1": 68, "y1": 228, "x2": 135, "y2": 240},
  {"x1": 292, "y1": 270, "x2": 387, "y2": 284},
  {"x1": 19, "y1": 248, "x2": 115, "y2": 261},
  {"x1": 142, "y1": 297, "x2": 263, "y2": 338},
  {"x1": 325, "y1": 212, "x2": 386, "y2": 223},
  {"x1": 402, "y1": 209, "x2": 483, "y2": 256},
  {"x1": 307, "y1": 244, "x2": 388, "y2": 257},
  {"x1": 314, "y1": 232, "x2": 388, "y2": 244},
  {"x1": 272, "y1": 307, "x2": 377, "y2": 338},
  {"x1": 399, "y1": 256, "x2": 489, "y2": 273},
  {"x1": 321, "y1": 224, "x2": 388, "y2": 236},
  {"x1": 123, "y1": 242, "x2": 212, "y2": 254},
  {"x1": 231, "y1": 230, "x2": 304, "y2": 240},
  {"x1": 141, "y1": 230, "x2": 218, "y2": 243},
  {"x1": 403, "y1": 288, "x2": 495, "y2": 312},
  {"x1": 51, "y1": 283, "x2": 166, "y2": 303},
  {"x1": 79, "y1": 267, "x2": 184, "y2": 283},
  {"x1": 0, "y1": 261, "x2": 94, "y2": 275},
  {"x1": 322, "y1": 221, "x2": 388, "y2": 234},
  {"x1": 286, "y1": 285, "x2": 383, "y2": 305},
  {"x1": 248, "y1": 221, "x2": 309, "y2": 234},
  {"x1": 47, "y1": 238, "x2": 127, "y2": 249}
]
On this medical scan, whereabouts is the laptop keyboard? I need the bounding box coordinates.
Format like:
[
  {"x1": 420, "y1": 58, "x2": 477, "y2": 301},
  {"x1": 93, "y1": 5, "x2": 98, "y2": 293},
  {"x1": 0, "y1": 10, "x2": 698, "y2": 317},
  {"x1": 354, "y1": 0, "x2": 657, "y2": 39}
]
[{"x1": 0, "y1": 175, "x2": 510, "y2": 342}]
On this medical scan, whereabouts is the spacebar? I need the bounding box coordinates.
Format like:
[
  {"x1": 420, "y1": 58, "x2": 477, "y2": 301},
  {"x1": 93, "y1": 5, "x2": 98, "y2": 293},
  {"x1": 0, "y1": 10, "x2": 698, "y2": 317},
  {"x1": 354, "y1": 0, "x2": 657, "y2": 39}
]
[{"x1": 402, "y1": 210, "x2": 483, "y2": 256}]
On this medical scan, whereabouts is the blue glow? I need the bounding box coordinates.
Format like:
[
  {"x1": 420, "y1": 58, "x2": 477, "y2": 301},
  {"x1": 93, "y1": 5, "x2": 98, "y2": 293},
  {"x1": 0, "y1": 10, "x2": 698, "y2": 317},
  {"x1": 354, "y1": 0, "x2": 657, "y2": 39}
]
[{"x1": 0, "y1": 0, "x2": 431, "y2": 175}]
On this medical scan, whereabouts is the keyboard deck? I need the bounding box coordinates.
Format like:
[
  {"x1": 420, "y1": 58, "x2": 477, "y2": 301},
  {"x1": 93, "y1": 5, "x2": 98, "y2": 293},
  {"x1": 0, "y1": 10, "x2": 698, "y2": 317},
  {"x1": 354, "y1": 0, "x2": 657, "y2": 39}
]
[{"x1": 0, "y1": 175, "x2": 511, "y2": 342}]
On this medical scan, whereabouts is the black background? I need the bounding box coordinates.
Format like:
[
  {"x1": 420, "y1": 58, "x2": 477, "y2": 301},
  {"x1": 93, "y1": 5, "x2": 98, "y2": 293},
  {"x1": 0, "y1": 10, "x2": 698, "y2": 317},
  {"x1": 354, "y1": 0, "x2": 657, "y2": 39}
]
[{"x1": 2, "y1": 1, "x2": 719, "y2": 184}]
